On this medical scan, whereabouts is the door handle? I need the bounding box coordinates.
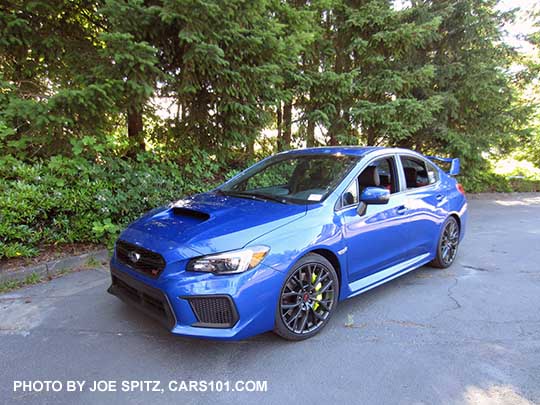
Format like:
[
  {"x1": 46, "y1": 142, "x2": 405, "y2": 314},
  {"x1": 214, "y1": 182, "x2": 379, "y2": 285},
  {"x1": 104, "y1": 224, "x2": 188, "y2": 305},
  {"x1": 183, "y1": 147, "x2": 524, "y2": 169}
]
[
  {"x1": 436, "y1": 194, "x2": 444, "y2": 201},
  {"x1": 396, "y1": 205, "x2": 407, "y2": 215}
]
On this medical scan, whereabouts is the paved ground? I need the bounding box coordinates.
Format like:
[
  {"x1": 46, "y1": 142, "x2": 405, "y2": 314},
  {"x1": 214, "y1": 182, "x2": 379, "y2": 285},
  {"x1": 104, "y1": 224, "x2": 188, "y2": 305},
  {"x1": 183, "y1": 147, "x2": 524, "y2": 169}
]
[{"x1": 1, "y1": 195, "x2": 540, "y2": 405}]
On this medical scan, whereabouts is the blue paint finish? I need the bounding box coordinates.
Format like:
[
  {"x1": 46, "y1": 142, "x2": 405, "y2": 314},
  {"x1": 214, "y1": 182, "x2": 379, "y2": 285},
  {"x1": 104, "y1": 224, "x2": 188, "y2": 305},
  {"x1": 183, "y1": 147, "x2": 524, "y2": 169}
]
[
  {"x1": 426, "y1": 156, "x2": 461, "y2": 175},
  {"x1": 109, "y1": 147, "x2": 467, "y2": 340},
  {"x1": 340, "y1": 192, "x2": 412, "y2": 283},
  {"x1": 120, "y1": 192, "x2": 307, "y2": 259},
  {"x1": 359, "y1": 187, "x2": 390, "y2": 204}
]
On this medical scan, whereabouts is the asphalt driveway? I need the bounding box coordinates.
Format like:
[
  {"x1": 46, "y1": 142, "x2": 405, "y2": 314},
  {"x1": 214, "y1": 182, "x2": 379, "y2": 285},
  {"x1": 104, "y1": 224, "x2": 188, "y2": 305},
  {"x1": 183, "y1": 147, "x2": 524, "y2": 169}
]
[{"x1": 1, "y1": 194, "x2": 539, "y2": 404}]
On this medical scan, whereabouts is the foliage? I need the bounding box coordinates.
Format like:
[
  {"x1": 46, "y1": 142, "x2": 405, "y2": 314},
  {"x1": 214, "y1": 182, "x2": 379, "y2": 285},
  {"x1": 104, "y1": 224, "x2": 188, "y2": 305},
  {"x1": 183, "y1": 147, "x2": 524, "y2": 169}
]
[
  {"x1": 98, "y1": 0, "x2": 298, "y2": 158},
  {"x1": 0, "y1": 0, "x2": 539, "y2": 259},
  {"x1": 518, "y1": 7, "x2": 540, "y2": 167},
  {"x1": 0, "y1": 153, "x2": 222, "y2": 259},
  {"x1": 1, "y1": 0, "x2": 532, "y2": 163}
]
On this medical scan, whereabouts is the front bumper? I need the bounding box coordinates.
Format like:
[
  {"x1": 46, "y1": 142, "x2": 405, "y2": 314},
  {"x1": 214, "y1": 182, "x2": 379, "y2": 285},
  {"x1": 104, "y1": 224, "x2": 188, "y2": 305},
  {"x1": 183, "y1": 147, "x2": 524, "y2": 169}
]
[
  {"x1": 108, "y1": 255, "x2": 285, "y2": 340},
  {"x1": 108, "y1": 267, "x2": 177, "y2": 329}
]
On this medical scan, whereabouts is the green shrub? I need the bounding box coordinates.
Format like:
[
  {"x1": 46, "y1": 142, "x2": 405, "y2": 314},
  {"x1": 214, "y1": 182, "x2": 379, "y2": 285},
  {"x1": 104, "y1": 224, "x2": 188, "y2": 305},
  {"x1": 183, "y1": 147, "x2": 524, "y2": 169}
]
[
  {"x1": 459, "y1": 170, "x2": 512, "y2": 193},
  {"x1": 0, "y1": 153, "x2": 222, "y2": 259}
]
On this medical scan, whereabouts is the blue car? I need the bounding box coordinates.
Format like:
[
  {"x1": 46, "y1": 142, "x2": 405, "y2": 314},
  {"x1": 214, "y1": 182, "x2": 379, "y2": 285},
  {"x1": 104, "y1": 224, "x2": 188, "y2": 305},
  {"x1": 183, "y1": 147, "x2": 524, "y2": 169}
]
[{"x1": 108, "y1": 147, "x2": 467, "y2": 340}]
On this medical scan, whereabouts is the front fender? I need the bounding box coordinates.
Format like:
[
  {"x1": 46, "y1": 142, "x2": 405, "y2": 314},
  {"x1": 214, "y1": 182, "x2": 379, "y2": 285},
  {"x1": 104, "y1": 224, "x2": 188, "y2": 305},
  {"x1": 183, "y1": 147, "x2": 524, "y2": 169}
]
[{"x1": 248, "y1": 211, "x2": 350, "y2": 299}]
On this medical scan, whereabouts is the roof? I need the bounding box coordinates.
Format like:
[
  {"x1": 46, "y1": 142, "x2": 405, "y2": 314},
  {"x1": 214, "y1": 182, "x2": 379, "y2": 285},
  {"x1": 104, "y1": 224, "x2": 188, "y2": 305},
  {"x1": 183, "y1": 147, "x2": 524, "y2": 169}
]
[{"x1": 279, "y1": 146, "x2": 384, "y2": 157}]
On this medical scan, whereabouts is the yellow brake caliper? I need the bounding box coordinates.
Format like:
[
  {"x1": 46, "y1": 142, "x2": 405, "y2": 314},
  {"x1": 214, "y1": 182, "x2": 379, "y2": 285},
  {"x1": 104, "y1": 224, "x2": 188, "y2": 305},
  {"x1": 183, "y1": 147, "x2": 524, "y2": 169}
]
[{"x1": 312, "y1": 272, "x2": 323, "y2": 310}]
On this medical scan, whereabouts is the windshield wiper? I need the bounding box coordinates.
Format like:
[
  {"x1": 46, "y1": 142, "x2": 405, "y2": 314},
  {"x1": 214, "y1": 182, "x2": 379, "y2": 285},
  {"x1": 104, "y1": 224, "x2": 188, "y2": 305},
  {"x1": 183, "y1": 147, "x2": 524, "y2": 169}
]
[
  {"x1": 217, "y1": 190, "x2": 266, "y2": 202},
  {"x1": 218, "y1": 190, "x2": 288, "y2": 204},
  {"x1": 248, "y1": 192, "x2": 290, "y2": 204}
]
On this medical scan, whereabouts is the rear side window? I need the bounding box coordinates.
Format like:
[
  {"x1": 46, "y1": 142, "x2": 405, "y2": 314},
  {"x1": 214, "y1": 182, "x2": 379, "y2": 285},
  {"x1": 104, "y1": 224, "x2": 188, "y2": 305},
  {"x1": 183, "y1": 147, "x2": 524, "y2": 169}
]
[
  {"x1": 400, "y1": 156, "x2": 438, "y2": 189},
  {"x1": 426, "y1": 161, "x2": 439, "y2": 184}
]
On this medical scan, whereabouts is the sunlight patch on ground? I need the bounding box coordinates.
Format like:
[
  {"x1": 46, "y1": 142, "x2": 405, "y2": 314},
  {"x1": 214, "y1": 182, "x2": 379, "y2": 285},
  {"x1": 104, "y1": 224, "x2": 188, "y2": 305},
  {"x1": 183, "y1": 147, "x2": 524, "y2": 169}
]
[
  {"x1": 464, "y1": 384, "x2": 534, "y2": 405},
  {"x1": 494, "y1": 196, "x2": 540, "y2": 206}
]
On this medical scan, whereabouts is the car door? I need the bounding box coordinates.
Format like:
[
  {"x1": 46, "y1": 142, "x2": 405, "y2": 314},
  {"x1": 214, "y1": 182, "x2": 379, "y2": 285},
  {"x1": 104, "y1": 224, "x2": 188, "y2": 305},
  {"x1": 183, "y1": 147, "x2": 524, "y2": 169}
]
[
  {"x1": 397, "y1": 154, "x2": 449, "y2": 260},
  {"x1": 337, "y1": 155, "x2": 410, "y2": 283}
]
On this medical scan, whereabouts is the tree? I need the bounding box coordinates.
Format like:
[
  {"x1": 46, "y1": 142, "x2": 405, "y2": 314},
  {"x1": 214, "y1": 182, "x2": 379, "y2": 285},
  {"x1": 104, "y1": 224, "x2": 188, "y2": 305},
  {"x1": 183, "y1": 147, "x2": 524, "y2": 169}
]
[
  {"x1": 0, "y1": 0, "x2": 160, "y2": 157},
  {"x1": 290, "y1": 0, "x2": 442, "y2": 147},
  {"x1": 103, "y1": 0, "x2": 300, "y2": 162},
  {"x1": 0, "y1": 0, "x2": 534, "y2": 174},
  {"x1": 0, "y1": 0, "x2": 110, "y2": 156},
  {"x1": 402, "y1": 0, "x2": 528, "y2": 169},
  {"x1": 272, "y1": 0, "x2": 317, "y2": 151},
  {"x1": 521, "y1": 7, "x2": 540, "y2": 166}
]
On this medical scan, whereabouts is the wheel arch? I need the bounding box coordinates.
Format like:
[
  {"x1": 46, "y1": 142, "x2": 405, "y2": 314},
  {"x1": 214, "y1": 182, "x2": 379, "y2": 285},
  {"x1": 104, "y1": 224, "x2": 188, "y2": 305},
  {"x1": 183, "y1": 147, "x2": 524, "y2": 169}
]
[
  {"x1": 449, "y1": 212, "x2": 461, "y2": 230},
  {"x1": 308, "y1": 248, "x2": 342, "y2": 296}
]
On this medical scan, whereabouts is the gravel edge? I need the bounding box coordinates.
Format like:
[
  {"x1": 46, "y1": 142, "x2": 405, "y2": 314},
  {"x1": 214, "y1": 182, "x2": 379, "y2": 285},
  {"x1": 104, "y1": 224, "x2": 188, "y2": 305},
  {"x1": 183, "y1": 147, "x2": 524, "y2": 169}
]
[{"x1": 0, "y1": 249, "x2": 110, "y2": 284}]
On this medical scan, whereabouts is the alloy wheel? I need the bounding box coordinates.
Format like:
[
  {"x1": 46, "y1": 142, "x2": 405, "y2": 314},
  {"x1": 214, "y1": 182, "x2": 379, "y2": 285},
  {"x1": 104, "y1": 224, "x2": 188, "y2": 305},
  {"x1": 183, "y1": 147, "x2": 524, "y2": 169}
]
[
  {"x1": 440, "y1": 220, "x2": 459, "y2": 265},
  {"x1": 279, "y1": 262, "x2": 336, "y2": 335}
]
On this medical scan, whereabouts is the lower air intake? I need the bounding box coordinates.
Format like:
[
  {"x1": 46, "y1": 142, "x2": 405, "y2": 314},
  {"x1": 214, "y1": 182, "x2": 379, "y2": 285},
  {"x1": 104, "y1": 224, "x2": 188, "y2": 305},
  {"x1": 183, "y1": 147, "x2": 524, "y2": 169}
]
[{"x1": 187, "y1": 296, "x2": 239, "y2": 328}]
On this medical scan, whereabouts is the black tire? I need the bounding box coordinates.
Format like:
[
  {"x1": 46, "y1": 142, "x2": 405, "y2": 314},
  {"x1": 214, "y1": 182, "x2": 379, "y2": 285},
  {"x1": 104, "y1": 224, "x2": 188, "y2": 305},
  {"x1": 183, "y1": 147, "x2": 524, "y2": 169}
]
[
  {"x1": 274, "y1": 253, "x2": 339, "y2": 341},
  {"x1": 430, "y1": 216, "x2": 460, "y2": 269}
]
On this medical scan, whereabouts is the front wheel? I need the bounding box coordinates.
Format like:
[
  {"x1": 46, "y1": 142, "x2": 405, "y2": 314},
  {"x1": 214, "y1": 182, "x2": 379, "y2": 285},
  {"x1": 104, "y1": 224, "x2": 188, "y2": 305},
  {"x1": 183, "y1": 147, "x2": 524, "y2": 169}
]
[
  {"x1": 274, "y1": 253, "x2": 339, "y2": 341},
  {"x1": 430, "y1": 216, "x2": 460, "y2": 269}
]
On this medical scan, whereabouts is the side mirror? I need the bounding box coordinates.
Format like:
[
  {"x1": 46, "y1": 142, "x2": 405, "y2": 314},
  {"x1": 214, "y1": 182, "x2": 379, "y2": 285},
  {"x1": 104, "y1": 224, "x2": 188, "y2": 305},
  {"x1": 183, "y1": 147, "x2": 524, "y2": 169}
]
[
  {"x1": 357, "y1": 187, "x2": 390, "y2": 215},
  {"x1": 356, "y1": 187, "x2": 390, "y2": 216},
  {"x1": 360, "y1": 187, "x2": 390, "y2": 205}
]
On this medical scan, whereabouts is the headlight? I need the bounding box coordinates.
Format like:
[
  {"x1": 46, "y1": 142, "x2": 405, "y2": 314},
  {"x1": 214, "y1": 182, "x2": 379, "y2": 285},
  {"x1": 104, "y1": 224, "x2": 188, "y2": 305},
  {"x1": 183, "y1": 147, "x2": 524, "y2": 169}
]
[{"x1": 187, "y1": 246, "x2": 270, "y2": 274}]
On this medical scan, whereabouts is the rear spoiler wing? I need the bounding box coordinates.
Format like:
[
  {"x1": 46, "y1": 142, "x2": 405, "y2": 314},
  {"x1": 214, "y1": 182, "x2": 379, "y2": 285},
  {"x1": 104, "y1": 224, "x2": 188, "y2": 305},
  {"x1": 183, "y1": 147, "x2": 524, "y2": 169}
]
[{"x1": 426, "y1": 156, "x2": 460, "y2": 176}]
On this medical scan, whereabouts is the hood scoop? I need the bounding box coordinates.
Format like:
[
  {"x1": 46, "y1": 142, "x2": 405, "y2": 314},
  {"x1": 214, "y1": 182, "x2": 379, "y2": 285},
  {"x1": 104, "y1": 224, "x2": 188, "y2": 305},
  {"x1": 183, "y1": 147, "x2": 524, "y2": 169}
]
[{"x1": 171, "y1": 206, "x2": 210, "y2": 221}]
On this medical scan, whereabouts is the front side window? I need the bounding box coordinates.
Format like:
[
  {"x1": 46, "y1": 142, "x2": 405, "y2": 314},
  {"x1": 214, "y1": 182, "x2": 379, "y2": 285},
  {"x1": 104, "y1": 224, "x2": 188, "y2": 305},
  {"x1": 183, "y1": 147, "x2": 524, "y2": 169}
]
[
  {"x1": 367, "y1": 157, "x2": 398, "y2": 193},
  {"x1": 337, "y1": 156, "x2": 397, "y2": 210},
  {"x1": 400, "y1": 156, "x2": 437, "y2": 189},
  {"x1": 337, "y1": 180, "x2": 359, "y2": 210},
  {"x1": 220, "y1": 154, "x2": 359, "y2": 204}
]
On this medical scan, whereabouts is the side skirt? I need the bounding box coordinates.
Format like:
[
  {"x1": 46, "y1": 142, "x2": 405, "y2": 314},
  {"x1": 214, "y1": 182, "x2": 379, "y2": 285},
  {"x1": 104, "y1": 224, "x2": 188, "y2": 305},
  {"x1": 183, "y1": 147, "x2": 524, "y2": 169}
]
[{"x1": 346, "y1": 253, "x2": 432, "y2": 299}]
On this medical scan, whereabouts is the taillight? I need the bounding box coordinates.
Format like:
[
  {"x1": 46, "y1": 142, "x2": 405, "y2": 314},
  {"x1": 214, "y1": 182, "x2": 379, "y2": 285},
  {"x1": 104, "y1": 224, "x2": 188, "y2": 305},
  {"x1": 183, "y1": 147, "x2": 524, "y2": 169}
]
[{"x1": 456, "y1": 183, "x2": 465, "y2": 195}]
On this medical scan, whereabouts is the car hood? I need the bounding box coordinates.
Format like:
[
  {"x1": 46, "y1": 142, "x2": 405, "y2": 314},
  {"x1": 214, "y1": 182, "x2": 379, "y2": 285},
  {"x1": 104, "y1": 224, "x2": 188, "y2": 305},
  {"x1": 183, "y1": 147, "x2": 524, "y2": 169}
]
[{"x1": 119, "y1": 191, "x2": 307, "y2": 261}]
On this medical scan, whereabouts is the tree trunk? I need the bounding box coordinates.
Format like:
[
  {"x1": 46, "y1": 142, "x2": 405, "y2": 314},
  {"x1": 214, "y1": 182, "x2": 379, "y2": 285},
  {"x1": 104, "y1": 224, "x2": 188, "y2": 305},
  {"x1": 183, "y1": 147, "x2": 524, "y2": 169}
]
[
  {"x1": 306, "y1": 118, "x2": 316, "y2": 147},
  {"x1": 276, "y1": 102, "x2": 283, "y2": 151},
  {"x1": 327, "y1": 114, "x2": 342, "y2": 146},
  {"x1": 247, "y1": 139, "x2": 255, "y2": 157},
  {"x1": 366, "y1": 126, "x2": 377, "y2": 146},
  {"x1": 283, "y1": 101, "x2": 292, "y2": 149},
  {"x1": 328, "y1": 127, "x2": 339, "y2": 146},
  {"x1": 326, "y1": 6, "x2": 355, "y2": 147},
  {"x1": 127, "y1": 108, "x2": 145, "y2": 156}
]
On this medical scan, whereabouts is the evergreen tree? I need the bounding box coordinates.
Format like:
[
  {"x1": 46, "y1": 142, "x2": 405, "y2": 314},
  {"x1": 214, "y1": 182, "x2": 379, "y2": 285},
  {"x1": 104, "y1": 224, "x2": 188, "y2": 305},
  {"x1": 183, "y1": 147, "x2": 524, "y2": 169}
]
[
  {"x1": 0, "y1": 0, "x2": 534, "y2": 172},
  {"x1": 408, "y1": 0, "x2": 527, "y2": 169},
  {"x1": 522, "y1": 7, "x2": 540, "y2": 166}
]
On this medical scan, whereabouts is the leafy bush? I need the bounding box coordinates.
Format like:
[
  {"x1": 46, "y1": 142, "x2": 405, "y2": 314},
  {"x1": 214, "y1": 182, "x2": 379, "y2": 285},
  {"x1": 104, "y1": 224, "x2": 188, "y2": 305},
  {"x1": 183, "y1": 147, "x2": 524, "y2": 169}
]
[
  {"x1": 0, "y1": 153, "x2": 222, "y2": 259},
  {"x1": 459, "y1": 169, "x2": 512, "y2": 193}
]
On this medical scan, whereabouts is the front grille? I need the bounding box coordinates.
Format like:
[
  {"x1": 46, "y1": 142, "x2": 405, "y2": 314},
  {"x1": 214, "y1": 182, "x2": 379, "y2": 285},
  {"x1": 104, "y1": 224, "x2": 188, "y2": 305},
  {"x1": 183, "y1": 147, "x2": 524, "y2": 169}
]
[
  {"x1": 187, "y1": 296, "x2": 238, "y2": 328},
  {"x1": 113, "y1": 276, "x2": 166, "y2": 318},
  {"x1": 108, "y1": 268, "x2": 176, "y2": 330},
  {"x1": 116, "y1": 240, "x2": 165, "y2": 278}
]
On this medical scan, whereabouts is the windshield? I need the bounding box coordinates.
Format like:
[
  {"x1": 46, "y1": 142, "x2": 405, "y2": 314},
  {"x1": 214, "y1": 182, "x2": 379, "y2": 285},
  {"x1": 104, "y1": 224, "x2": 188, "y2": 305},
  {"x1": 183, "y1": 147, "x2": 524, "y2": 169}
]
[{"x1": 219, "y1": 154, "x2": 359, "y2": 204}]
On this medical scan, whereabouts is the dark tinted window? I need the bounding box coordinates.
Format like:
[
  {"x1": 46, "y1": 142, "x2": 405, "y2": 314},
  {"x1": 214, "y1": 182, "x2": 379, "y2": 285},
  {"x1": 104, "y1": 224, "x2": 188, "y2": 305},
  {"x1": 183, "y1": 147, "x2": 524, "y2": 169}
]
[
  {"x1": 337, "y1": 179, "x2": 359, "y2": 210},
  {"x1": 400, "y1": 156, "x2": 438, "y2": 189},
  {"x1": 336, "y1": 156, "x2": 397, "y2": 210},
  {"x1": 368, "y1": 157, "x2": 398, "y2": 194}
]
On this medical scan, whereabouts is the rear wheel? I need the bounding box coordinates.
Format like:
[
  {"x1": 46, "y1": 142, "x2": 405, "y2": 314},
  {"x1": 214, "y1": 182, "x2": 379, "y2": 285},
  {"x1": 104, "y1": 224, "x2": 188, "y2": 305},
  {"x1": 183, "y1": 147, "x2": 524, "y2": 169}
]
[
  {"x1": 274, "y1": 253, "x2": 339, "y2": 341},
  {"x1": 430, "y1": 216, "x2": 460, "y2": 268}
]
